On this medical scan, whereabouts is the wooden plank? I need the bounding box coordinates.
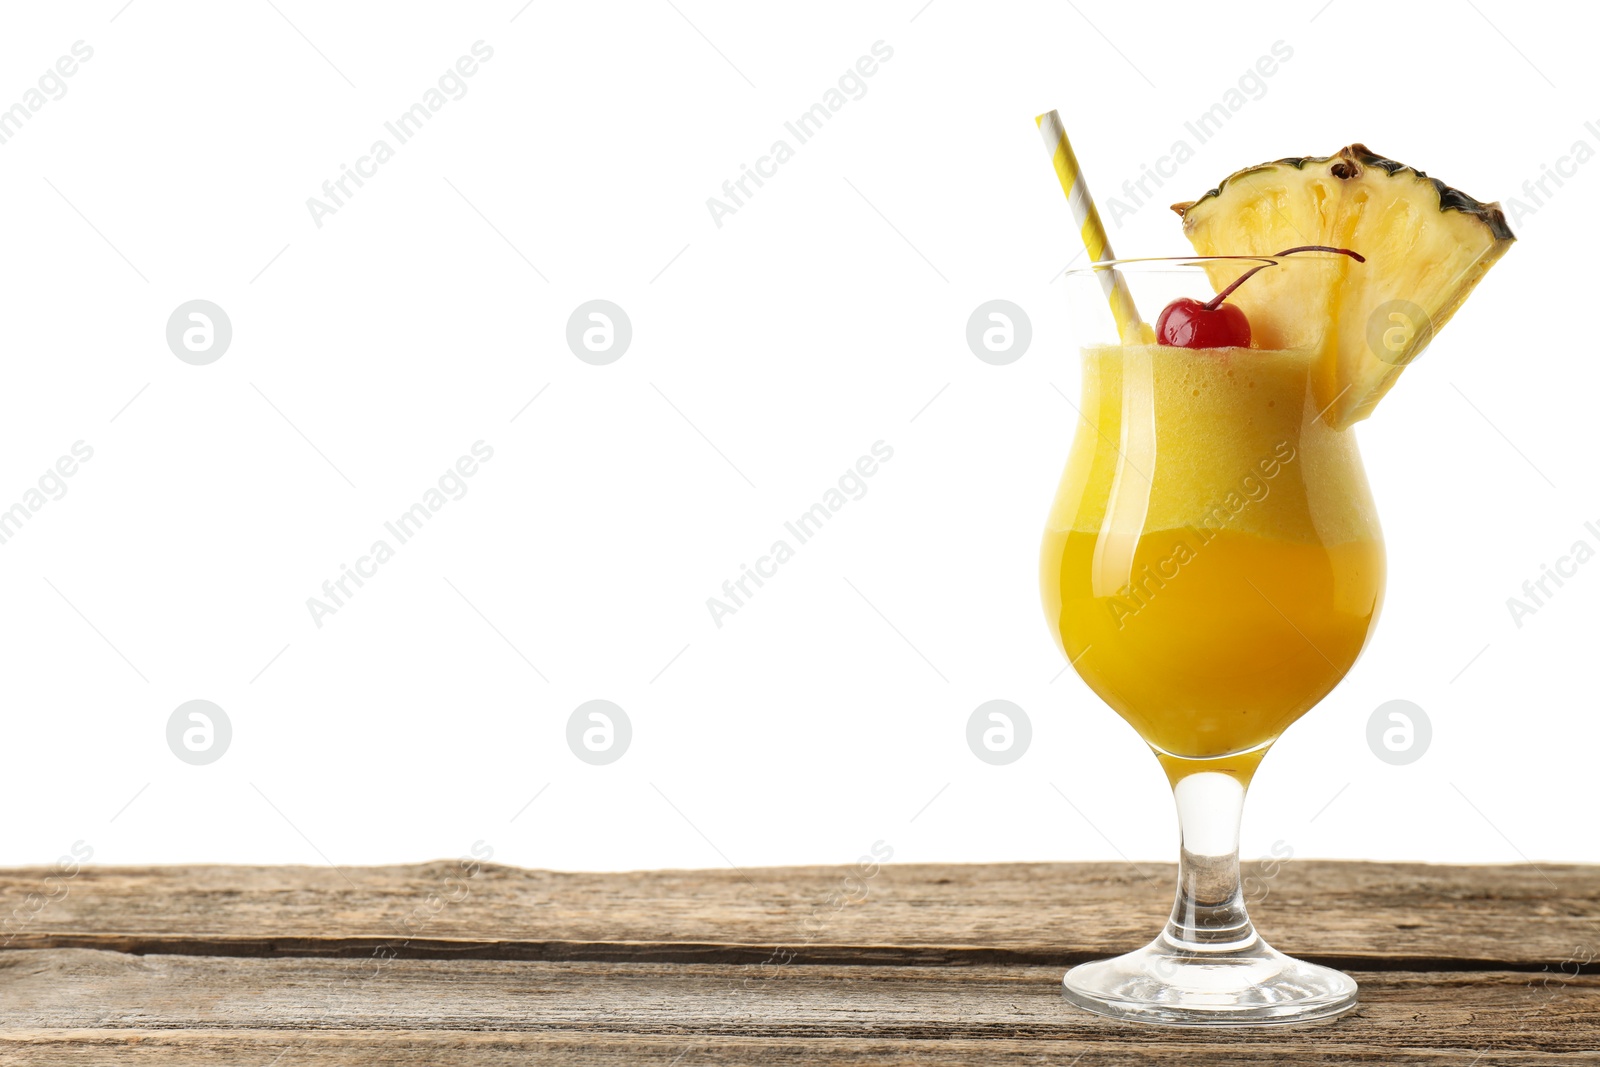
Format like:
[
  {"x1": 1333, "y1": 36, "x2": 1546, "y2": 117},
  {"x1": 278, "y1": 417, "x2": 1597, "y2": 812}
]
[
  {"x1": 0, "y1": 950, "x2": 1593, "y2": 1057},
  {"x1": 0, "y1": 861, "x2": 1593, "y2": 968},
  {"x1": 0, "y1": 1031, "x2": 1586, "y2": 1067}
]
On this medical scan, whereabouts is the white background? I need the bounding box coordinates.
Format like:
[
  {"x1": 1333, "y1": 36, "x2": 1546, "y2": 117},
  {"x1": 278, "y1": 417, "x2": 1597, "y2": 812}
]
[{"x1": 0, "y1": 0, "x2": 1592, "y2": 875}]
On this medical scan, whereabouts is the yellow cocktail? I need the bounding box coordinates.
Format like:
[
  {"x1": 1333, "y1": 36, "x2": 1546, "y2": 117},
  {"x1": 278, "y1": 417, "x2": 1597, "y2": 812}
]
[
  {"x1": 1040, "y1": 265, "x2": 1389, "y2": 1025},
  {"x1": 1032, "y1": 129, "x2": 1511, "y2": 1027},
  {"x1": 1042, "y1": 343, "x2": 1384, "y2": 778}
]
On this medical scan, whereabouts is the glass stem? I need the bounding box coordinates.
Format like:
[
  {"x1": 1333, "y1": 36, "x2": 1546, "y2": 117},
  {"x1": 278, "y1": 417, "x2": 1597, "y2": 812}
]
[{"x1": 1160, "y1": 770, "x2": 1260, "y2": 955}]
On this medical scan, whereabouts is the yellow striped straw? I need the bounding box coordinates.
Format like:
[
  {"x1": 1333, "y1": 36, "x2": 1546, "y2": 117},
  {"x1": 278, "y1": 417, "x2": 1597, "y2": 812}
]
[{"x1": 1035, "y1": 109, "x2": 1144, "y2": 342}]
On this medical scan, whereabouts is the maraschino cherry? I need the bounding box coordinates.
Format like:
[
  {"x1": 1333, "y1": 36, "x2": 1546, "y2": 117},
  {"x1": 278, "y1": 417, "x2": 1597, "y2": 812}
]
[
  {"x1": 1156, "y1": 245, "x2": 1365, "y2": 350},
  {"x1": 1155, "y1": 296, "x2": 1252, "y2": 348}
]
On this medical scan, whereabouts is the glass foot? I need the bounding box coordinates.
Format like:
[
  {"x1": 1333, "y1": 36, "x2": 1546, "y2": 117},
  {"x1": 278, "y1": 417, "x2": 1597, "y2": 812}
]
[{"x1": 1062, "y1": 935, "x2": 1357, "y2": 1027}]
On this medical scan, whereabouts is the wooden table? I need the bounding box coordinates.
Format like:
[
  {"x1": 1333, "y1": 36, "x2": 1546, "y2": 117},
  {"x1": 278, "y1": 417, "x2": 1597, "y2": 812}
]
[{"x1": 0, "y1": 861, "x2": 1594, "y2": 1063}]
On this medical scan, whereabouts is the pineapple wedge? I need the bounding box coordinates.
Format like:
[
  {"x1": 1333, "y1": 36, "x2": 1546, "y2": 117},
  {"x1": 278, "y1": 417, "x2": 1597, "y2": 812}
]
[{"x1": 1173, "y1": 145, "x2": 1514, "y2": 428}]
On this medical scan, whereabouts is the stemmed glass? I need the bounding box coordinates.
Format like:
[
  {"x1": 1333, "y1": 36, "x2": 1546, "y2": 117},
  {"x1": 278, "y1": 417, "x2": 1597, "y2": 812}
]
[{"x1": 1042, "y1": 256, "x2": 1385, "y2": 1025}]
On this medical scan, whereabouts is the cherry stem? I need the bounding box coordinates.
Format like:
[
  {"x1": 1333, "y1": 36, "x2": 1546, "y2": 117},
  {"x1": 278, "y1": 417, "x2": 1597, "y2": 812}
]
[
  {"x1": 1203, "y1": 265, "x2": 1273, "y2": 310},
  {"x1": 1201, "y1": 245, "x2": 1366, "y2": 310},
  {"x1": 1275, "y1": 245, "x2": 1366, "y2": 262}
]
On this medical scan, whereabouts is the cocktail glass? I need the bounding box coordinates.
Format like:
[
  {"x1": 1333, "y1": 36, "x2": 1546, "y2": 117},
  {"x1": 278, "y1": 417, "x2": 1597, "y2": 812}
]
[{"x1": 1042, "y1": 256, "x2": 1385, "y2": 1026}]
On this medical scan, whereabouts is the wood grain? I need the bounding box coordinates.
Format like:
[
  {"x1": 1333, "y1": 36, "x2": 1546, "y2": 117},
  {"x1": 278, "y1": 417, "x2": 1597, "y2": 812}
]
[
  {"x1": 0, "y1": 861, "x2": 1593, "y2": 1062},
  {"x1": 0, "y1": 951, "x2": 1593, "y2": 1060},
  {"x1": 0, "y1": 860, "x2": 1594, "y2": 968},
  {"x1": 0, "y1": 1032, "x2": 1589, "y2": 1066}
]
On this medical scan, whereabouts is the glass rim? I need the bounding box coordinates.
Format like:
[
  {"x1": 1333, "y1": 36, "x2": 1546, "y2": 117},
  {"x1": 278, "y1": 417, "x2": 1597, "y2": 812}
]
[{"x1": 1064, "y1": 254, "x2": 1353, "y2": 278}]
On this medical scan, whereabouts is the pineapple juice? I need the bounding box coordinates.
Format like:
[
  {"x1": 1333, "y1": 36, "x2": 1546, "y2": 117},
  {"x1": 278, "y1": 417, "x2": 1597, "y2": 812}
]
[{"x1": 1040, "y1": 344, "x2": 1384, "y2": 771}]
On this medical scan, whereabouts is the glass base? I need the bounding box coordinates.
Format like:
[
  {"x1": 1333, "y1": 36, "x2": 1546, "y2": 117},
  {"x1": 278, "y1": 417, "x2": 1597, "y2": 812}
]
[{"x1": 1062, "y1": 934, "x2": 1358, "y2": 1027}]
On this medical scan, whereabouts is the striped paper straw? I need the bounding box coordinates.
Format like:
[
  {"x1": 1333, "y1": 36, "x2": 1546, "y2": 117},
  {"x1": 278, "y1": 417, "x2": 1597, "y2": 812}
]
[{"x1": 1035, "y1": 110, "x2": 1143, "y2": 342}]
